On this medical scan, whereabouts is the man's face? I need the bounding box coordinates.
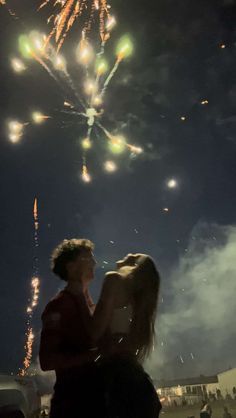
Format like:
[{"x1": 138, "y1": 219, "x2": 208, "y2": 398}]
[{"x1": 68, "y1": 250, "x2": 96, "y2": 284}]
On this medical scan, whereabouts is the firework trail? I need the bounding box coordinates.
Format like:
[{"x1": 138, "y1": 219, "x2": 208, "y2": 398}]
[
  {"x1": 19, "y1": 198, "x2": 40, "y2": 376},
  {"x1": 0, "y1": 0, "x2": 17, "y2": 17},
  {"x1": 100, "y1": 57, "x2": 120, "y2": 97},
  {"x1": 38, "y1": 0, "x2": 110, "y2": 51}
]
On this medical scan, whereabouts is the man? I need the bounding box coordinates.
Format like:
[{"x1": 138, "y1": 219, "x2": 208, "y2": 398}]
[
  {"x1": 39, "y1": 238, "x2": 101, "y2": 418},
  {"x1": 223, "y1": 406, "x2": 232, "y2": 418},
  {"x1": 200, "y1": 402, "x2": 212, "y2": 418}
]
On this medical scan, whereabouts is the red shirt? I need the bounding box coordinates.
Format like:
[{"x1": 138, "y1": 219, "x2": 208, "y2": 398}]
[{"x1": 40, "y1": 289, "x2": 94, "y2": 380}]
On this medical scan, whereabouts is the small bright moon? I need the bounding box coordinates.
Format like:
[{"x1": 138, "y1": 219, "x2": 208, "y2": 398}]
[{"x1": 167, "y1": 179, "x2": 178, "y2": 189}]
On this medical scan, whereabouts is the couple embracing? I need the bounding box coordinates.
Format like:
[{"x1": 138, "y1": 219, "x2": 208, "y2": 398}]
[{"x1": 39, "y1": 238, "x2": 162, "y2": 418}]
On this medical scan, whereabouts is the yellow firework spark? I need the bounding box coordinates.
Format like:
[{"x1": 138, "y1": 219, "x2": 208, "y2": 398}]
[
  {"x1": 81, "y1": 162, "x2": 92, "y2": 182},
  {"x1": 11, "y1": 57, "x2": 26, "y2": 73},
  {"x1": 39, "y1": 0, "x2": 110, "y2": 50},
  {"x1": 104, "y1": 160, "x2": 117, "y2": 172},
  {"x1": 32, "y1": 111, "x2": 51, "y2": 124},
  {"x1": 19, "y1": 199, "x2": 40, "y2": 376},
  {"x1": 20, "y1": 328, "x2": 34, "y2": 375}
]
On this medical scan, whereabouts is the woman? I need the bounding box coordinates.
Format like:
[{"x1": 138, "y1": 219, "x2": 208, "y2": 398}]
[{"x1": 90, "y1": 253, "x2": 162, "y2": 418}]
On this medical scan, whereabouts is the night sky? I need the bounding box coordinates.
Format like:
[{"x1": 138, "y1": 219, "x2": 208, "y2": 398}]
[{"x1": 0, "y1": 0, "x2": 236, "y2": 380}]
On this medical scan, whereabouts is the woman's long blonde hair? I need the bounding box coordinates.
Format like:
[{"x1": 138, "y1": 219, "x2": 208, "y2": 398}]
[{"x1": 128, "y1": 255, "x2": 160, "y2": 361}]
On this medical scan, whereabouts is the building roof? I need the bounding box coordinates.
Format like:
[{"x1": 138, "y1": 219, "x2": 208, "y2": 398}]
[
  {"x1": 156, "y1": 375, "x2": 218, "y2": 388},
  {"x1": 218, "y1": 367, "x2": 236, "y2": 376}
]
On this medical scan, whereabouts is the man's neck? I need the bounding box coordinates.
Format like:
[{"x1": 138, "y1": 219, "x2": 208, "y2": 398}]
[{"x1": 66, "y1": 280, "x2": 87, "y2": 295}]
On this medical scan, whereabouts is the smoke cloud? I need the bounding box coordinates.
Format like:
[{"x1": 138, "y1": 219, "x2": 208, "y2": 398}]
[{"x1": 147, "y1": 223, "x2": 236, "y2": 380}]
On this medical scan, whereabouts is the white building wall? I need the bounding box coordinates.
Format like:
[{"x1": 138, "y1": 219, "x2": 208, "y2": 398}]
[
  {"x1": 206, "y1": 382, "x2": 219, "y2": 394},
  {"x1": 218, "y1": 368, "x2": 236, "y2": 397},
  {"x1": 182, "y1": 382, "x2": 219, "y2": 395}
]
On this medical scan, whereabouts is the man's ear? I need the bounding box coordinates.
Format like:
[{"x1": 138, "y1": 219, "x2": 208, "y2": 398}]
[{"x1": 66, "y1": 260, "x2": 74, "y2": 275}]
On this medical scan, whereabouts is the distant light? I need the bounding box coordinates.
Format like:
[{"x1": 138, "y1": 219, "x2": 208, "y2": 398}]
[
  {"x1": 9, "y1": 133, "x2": 22, "y2": 143},
  {"x1": 64, "y1": 101, "x2": 74, "y2": 108},
  {"x1": 167, "y1": 179, "x2": 177, "y2": 189},
  {"x1": 18, "y1": 34, "x2": 33, "y2": 59},
  {"x1": 106, "y1": 16, "x2": 116, "y2": 31},
  {"x1": 29, "y1": 31, "x2": 45, "y2": 53},
  {"x1": 82, "y1": 172, "x2": 91, "y2": 183},
  {"x1": 32, "y1": 111, "x2": 49, "y2": 124},
  {"x1": 163, "y1": 207, "x2": 169, "y2": 212},
  {"x1": 128, "y1": 144, "x2": 143, "y2": 154},
  {"x1": 53, "y1": 54, "x2": 67, "y2": 72},
  {"x1": 84, "y1": 79, "x2": 97, "y2": 95},
  {"x1": 81, "y1": 165, "x2": 91, "y2": 183},
  {"x1": 109, "y1": 135, "x2": 126, "y2": 154},
  {"x1": 201, "y1": 99, "x2": 209, "y2": 105},
  {"x1": 8, "y1": 120, "x2": 23, "y2": 134},
  {"x1": 92, "y1": 95, "x2": 103, "y2": 106},
  {"x1": 76, "y1": 39, "x2": 94, "y2": 66},
  {"x1": 81, "y1": 137, "x2": 92, "y2": 150},
  {"x1": 220, "y1": 43, "x2": 226, "y2": 49},
  {"x1": 11, "y1": 58, "x2": 26, "y2": 73},
  {"x1": 95, "y1": 58, "x2": 108, "y2": 75},
  {"x1": 104, "y1": 160, "x2": 117, "y2": 172},
  {"x1": 180, "y1": 116, "x2": 186, "y2": 121},
  {"x1": 116, "y1": 35, "x2": 133, "y2": 60},
  {"x1": 8, "y1": 120, "x2": 24, "y2": 143}
]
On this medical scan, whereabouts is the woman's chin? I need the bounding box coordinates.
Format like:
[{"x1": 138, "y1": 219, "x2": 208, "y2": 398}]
[
  {"x1": 116, "y1": 260, "x2": 125, "y2": 268},
  {"x1": 105, "y1": 271, "x2": 122, "y2": 280}
]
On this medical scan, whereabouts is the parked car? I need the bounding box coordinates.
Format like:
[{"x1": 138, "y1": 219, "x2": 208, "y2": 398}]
[{"x1": 0, "y1": 374, "x2": 41, "y2": 418}]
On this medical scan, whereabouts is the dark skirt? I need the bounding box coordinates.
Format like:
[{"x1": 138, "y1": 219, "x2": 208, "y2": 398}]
[
  {"x1": 50, "y1": 362, "x2": 105, "y2": 418},
  {"x1": 50, "y1": 356, "x2": 162, "y2": 418},
  {"x1": 99, "y1": 355, "x2": 162, "y2": 418}
]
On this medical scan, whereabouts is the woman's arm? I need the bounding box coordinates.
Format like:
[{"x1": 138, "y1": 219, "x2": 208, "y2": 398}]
[{"x1": 80, "y1": 272, "x2": 120, "y2": 341}]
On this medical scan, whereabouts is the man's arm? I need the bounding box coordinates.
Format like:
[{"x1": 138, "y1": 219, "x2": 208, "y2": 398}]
[{"x1": 39, "y1": 306, "x2": 98, "y2": 372}]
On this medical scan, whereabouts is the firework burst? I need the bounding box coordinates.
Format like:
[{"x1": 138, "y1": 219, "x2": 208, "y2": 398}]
[{"x1": 8, "y1": 20, "x2": 143, "y2": 180}]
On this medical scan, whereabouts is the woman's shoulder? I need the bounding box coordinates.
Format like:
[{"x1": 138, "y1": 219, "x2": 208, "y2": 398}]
[
  {"x1": 102, "y1": 271, "x2": 125, "y2": 299},
  {"x1": 104, "y1": 271, "x2": 123, "y2": 286},
  {"x1": 104, "y1": 272, "x2": 131, "y2": 307}
]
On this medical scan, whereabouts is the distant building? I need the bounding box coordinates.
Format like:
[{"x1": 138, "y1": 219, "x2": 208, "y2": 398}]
[
  {"x1": 156, "y1": 375, "x2": 218, "y2": 405},
  {"x1": 155, "y1": 367, "x2": 236, "y2": 405},
  {"x1": 217, "y1": 368, "x2": 236, "y2": 398}
]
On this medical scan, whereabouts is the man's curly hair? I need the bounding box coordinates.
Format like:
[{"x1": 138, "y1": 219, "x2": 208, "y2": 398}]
[{"x1": 51, "y1": 238, "x2": 94, "y2": 281}]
